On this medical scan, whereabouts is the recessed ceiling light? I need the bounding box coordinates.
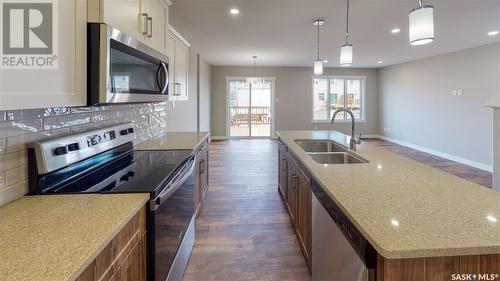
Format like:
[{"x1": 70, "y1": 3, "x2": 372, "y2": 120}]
[
  {"x1": 229, "y1": 8, "x2": 239, "y2": 15},
  {"x1": 391, "y1": 28, "x2": 401, "y2": 34},
  {"x1": 323, "y1": 60, "x2": 328, "y2": 63},
  {"x1": 488, "y1": 30, "x2": 499, "y2": 36},
  {"x1": 377, "y1": 60, "x2": 383, "y2": 64}
]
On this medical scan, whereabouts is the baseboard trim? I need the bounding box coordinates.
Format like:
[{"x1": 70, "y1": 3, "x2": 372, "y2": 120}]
[{"x1": 368, "y1": 135, "x2": 493, "y2": 172}]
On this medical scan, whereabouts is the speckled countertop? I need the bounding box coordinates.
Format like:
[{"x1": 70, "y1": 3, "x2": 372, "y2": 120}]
[
  {"x1": 0, "y1": 193, "x2": 149, "y2": 281},
  {"x1": 277, "y1": 130, "x2": 500, "y2": 259},
  {"x1": 136, "y1": 131, "x2": 210, "y2": 150}
]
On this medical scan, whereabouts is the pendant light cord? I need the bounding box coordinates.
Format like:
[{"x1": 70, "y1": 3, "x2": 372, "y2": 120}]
[
  {"x1": 345, "y1": 0, "x2": 350, "y2": 45},
  {"x1": 316, "y1": 22, "x2": 320, "y2": 60}
]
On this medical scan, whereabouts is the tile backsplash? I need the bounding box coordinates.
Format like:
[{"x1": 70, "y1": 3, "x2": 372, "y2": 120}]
[{"x1": 0, "y1": 102, "x2": 168, "y2": 206}]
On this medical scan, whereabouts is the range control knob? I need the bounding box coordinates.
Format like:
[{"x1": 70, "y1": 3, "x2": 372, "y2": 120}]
[
  {"x1": 54, "y1": 146, "x2": 68, "y2": 155},
  {"x1": 67, "y1": 143, "x2": 80, "y2": 152},
  {"x1": 128, "y1": 128, "x2": 134, "y2": 134},
  {"x1": 120, "y1": 129, "x2": 129, "y2": 136}
]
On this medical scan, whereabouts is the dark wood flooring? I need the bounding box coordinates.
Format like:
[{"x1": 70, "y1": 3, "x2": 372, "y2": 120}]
[
  {"x1": 363, "y1": 138, "x2": 493, "y2": 188},
  {"x1": 183, "y1": 139, "x2": 311, "y2": 281}
]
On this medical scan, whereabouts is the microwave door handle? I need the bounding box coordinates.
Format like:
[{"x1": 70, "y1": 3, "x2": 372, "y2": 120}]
[
  {"x1": 160, "y1": 62, "x2": 169, "y2": 95},
  {"x1": 156, "y1": 64, "x2": 163, "y2": 92}
]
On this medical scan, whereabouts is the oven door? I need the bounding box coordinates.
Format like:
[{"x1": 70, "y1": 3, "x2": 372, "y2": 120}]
[
  {"x1": 88, "y1": 23, "x2": 170, "y2": 105},
  {"x1": 149, "y1": 155, "x2": 196, "y2": 281}
]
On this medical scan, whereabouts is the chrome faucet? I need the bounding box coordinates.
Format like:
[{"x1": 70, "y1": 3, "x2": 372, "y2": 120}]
[{"x1": 331, "y1": 108, "x2": 362, "y2": 150}]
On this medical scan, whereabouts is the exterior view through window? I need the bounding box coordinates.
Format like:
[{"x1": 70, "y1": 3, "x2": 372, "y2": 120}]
[
  {"x1": 312, "y1": 77, "x2": 365, "y2": 122},
  {"x1": 228, "y1": 79, "x2": 273, "y2": 137}
]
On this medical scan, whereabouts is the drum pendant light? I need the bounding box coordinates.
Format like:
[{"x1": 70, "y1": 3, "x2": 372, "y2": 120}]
[
  {"x1": 340, "y1": 0, "x2": 352, "y2": 66},
  {"x1": 409, "y1": 0, "x2": 434, "y2": 45},
  {"x1": 313, "y1": 19, "x2": 325, "y2": 75}
]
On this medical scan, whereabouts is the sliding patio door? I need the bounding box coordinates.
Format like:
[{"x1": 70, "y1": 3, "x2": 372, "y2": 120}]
[{"x1": 227, "y1": 78, "x2": 274, "y2": 138}]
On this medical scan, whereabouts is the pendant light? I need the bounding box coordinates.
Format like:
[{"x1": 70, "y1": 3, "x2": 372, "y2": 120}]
[
  {"x1": 409, "y1": 0, "x2": 434, "y2": 45},
  {"x1": 340, "y1": 0, "x2": 352, "y2": 66},
  {"x1": 246, "y1": 56, "x2": 264, "y2": 85},
  {"x1": 313, "y1": 19, "x2": 324, "y2": 75}
]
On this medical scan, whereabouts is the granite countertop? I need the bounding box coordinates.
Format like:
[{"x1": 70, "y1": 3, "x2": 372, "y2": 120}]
[
  {"x1": 0, "y1": 193, "x2": 149, "y2": 281},
  {"x1": 277, "y1": 130, "x2": 500, "y2": 259},
  {"x1": 136, "y1": 131, "x2": 210, "y2": 151}
]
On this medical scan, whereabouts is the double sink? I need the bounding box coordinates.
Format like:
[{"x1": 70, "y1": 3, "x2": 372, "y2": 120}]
[{"x1": 295, "y1": 139, "x2": 369, "y2": 165}]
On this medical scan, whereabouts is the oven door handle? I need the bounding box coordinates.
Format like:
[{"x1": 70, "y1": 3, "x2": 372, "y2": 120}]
[{"x1": 151, "y1": 156, "x2": 196, "y2": 211}]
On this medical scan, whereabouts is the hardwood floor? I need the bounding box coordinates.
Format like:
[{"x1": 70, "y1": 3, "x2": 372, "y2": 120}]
[
  {"x1": 183, "y1": 139, "x2": 311, "y2": 281},
  {"x1": 364, "y1": 138, "x2": 493, "y2": 188}
]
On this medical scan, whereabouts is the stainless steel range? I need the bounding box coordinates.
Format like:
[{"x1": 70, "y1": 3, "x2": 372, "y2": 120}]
[{"x1": 27, "y1": 122, "x2": 195, "y2": 281}]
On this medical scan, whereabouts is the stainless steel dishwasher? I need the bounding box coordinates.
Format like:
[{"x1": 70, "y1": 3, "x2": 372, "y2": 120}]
[{"x1": 311, "y1": 179, "x2": 376, "y2": 281}]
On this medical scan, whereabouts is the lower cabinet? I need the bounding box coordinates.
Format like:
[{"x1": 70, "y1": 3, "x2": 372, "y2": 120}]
[
  {"x1": 278, "y1": 141, "x2": 312, "y2": 271},
  {"x1": 195, "y1": 140, "x2": 209, "y2": 215},
  {"x1": 76, "y1": 206, "x2": 147, "y2": 281}
]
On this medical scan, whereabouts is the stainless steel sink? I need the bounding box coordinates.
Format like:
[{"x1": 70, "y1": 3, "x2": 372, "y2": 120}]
[
  {"x1": 295, "y1": 139, "x2": 348, "y2": 153},
  {"x1": 308, "y1": 152, "x2": 369, "y2": 164}
]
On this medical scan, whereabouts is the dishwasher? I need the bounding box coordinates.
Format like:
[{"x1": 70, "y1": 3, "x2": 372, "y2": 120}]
[{"x1": 311, "y1": 178, "x2": 376, "y2": 281}]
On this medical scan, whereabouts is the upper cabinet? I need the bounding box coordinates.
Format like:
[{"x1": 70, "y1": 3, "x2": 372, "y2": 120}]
[
  {"x1": 89, "y1": 0, "x2": 169, "y2": 54},
  {"x1": 0, "y1": 0, "x2": 87, "y2": 110},
  {"x1": 0, "y1": 0, "x2": 192, "y2": 110},
  {"x1": 167, "y1": 27, "x2": 190, "y2": 101}
]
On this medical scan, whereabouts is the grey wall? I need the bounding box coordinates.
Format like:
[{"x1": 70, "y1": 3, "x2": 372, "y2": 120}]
[
  {"x1": 379, "y1": 43, "x2": 500, "y2": 167},
  {"x1": 210, "y1": 66, "x2": 379, "y2": 137},
  {"x1": 199, "y1": 56, "x2": 211, "y2": 131}
]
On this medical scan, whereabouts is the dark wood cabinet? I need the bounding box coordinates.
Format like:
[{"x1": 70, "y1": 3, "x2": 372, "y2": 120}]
[
  {"x1": 76, "y1": 206, "x2": 147, "y2": 281},
  {"x1": 278, "y1": 139, "x2": 312, "y2": 271},
  {"x1": 278, "y1": 141, "x2": 288, "y2": 200},
  {"x1": 195, "y1": 139, "x2": 209, "y2": 215},
  {"x1": 286, "y1": 157, "x2": 298, "y2": 226}
]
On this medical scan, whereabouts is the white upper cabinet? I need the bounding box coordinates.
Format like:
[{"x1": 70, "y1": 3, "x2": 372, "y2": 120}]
[
  {"x1": 100, "y1": 0, "x2": 143, "y2": 42},
  {"x1": 90, "y1": 0, "x2": 169, "y2": 53},
  {"x1": 0, "y1": 0, "x2": 87, "y2": 110},
  {"x1": 144, "y1": 0, "x2": 168, "y2": 53},
  {"x1": 168, "y1": 28, "x2": 190, "y2": 101}
]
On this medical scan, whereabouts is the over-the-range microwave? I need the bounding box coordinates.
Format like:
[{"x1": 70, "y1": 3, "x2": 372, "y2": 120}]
[{"x1": 87, "y1": 23, "x2": 170, "y2": 105}]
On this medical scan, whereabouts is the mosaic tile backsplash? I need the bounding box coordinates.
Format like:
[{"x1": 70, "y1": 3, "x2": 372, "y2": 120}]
[{"x1": 0, "y1": 102, "x2": 168, "y2": 206}]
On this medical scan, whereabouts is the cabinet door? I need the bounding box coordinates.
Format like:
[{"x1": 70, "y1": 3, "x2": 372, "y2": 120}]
[
  {"x1": 102, "y1": 0, "x2": 145, "y2": 42},
  {"x1": 287, "y1": 157, "x2": 298, "y2": 226},
  {"x1": 145, "y1": 0, "x2": 167, "y2": 52},
  {"x1": 195, "y1": 157, "x2": 202, "y2": 212},
  {"x1": 108, "y1": 234, "x2": 147, "y2": 281},
  {"x1": 171, "y1": 39, "x2": 188, "y2": 101},
  {"x1": 298, "y1": 171, "x2": 312, "y2": 269},
  {"x1": 278, "y1": 142, "x2": 288, "y2": 200},
  {"x1": 165, "y1": 32, "x2": 176, "y2": 96},
  {"x1": 0, "y1": 0, "x2": 86, "y2": 110},
  {"x1": 201, "y1": 147, "x2": 209, "y2": 196}
]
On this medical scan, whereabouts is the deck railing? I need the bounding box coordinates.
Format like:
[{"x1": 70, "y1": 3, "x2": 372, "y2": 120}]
[{"x1": 231, "y1": 106, "x2": 270, "y2": 125}]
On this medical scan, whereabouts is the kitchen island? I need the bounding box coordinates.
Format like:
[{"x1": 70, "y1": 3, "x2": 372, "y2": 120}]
[{"x1": 277, "y1": 130, "x2": 500, "y2": 280}]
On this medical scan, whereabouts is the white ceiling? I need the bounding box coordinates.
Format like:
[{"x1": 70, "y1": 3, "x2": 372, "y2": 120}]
[{"x1": 170, "y1": 0, "x2": 500, "y2": 68}]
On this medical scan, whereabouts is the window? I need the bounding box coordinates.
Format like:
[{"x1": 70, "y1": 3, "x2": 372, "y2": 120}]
[{"x1": 312, "y1": 76, "x2": 365, "y2": 122}]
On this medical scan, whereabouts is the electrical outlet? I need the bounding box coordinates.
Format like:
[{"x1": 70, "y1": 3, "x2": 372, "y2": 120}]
[{"x1": 384, "y1": 127, "x2": 391, "y2": 133}]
